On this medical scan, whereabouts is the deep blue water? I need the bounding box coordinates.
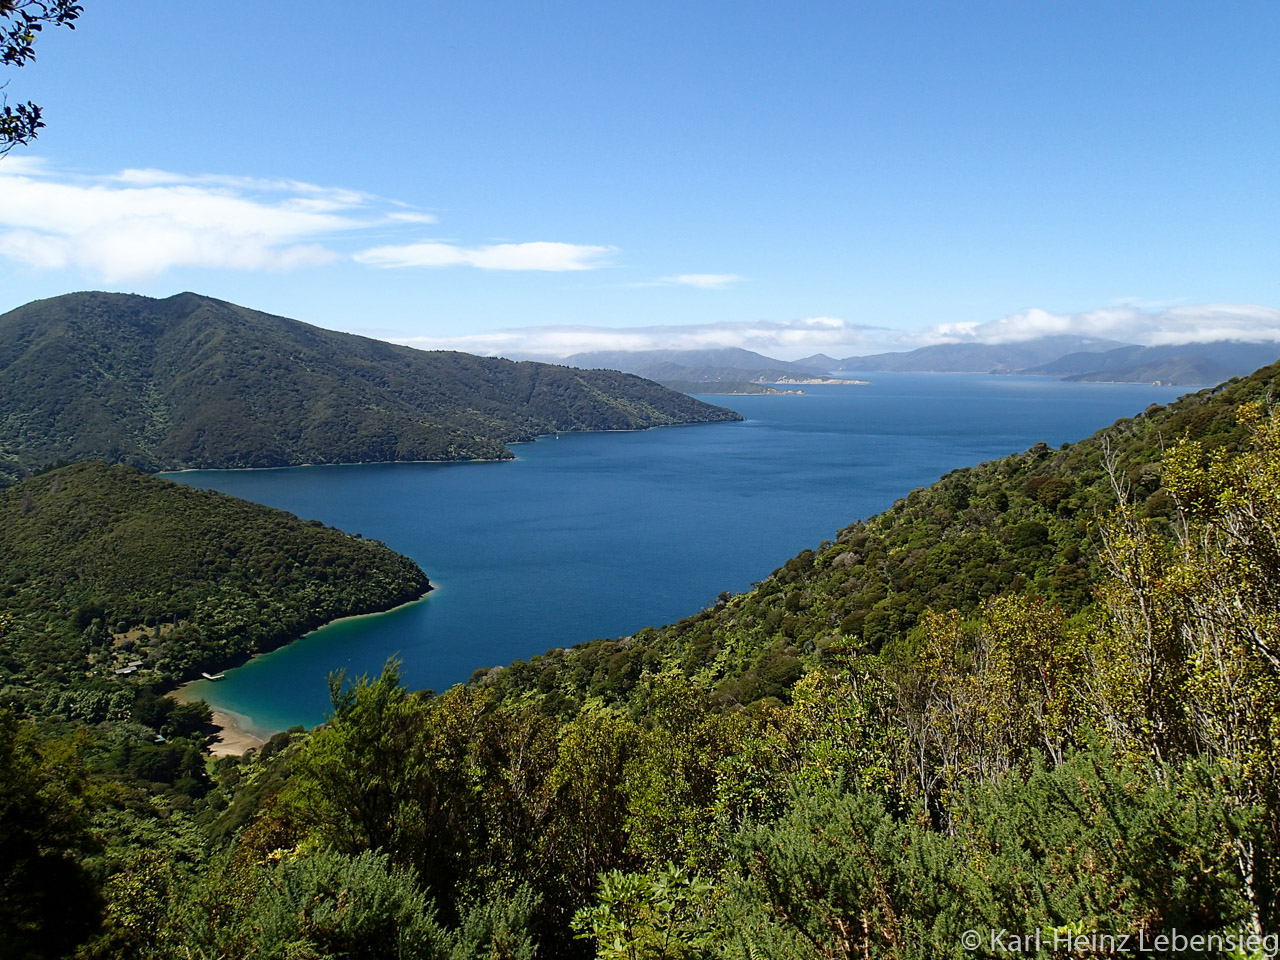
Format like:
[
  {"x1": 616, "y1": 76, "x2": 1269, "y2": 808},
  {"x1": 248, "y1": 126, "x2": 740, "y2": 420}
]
[{"x1": 168, "y1": 375, "x2": 1191, "y2": 733}]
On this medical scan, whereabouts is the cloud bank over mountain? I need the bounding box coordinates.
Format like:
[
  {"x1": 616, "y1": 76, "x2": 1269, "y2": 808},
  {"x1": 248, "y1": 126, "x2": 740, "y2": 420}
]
[
  {"x1": 921, "y1": 304, "x2": 1280, "y2": 349},
  {"x1": 395, "y1": 304, "x2": 1280, "y2": 361},
  {"x1": 394, "y1": 316, "x2": 885, "y2": 359}
]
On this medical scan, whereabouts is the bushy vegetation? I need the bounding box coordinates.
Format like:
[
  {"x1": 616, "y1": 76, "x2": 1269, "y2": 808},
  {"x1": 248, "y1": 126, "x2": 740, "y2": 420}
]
[
  {"x1": 4, "y1": 362, "x2": 1280, "y2": 958},
  {"x1": 0, "y1": 291, "x2": 742, "y2": 485},
  {"x1": 0, "y1": 459, "x2": 429, "y2": 828},
  {"x1": 0, "y1": 461, "x2": 429, "y2": 713}
]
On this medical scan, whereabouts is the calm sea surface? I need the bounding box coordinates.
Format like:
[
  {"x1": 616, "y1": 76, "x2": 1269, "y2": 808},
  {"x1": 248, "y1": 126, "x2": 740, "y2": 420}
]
[{"x1": 167, "y1": 374, "x2": 1191, "y2": 734}]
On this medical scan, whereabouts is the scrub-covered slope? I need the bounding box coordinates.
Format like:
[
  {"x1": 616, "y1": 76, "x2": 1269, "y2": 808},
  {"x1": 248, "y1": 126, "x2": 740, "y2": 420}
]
[
  {"x1": 0, "y1": 291, "x2": 742, "y2": 483},
  {"x1": 0, "y1": 461, "x2": 430, "y2": 713}
]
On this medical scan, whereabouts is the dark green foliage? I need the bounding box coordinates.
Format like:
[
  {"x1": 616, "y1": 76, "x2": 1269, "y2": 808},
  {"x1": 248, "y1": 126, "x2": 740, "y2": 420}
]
[
  {"x1": 0, "y1": 711, "x2": 102, "y2": 960},
  {"x1": 279, "y1": 665, "x2": 586, "y2": 951},
  {"x1": 724, "y1": 786, "x2": 966, "y2": 960},
  {"x1": 284, "y1": 662, "x2": 448, "y2": 866},
  {"x1": 279, "y1": 665, "x2": 752, "y2": 958},
  {"x1": 953, "y1": 749, "x2": 1254, "y2": 943},
  {"x1": 720, "y1": 749, "x2": 1253, "y2": 960},
  {"x1": 0, "y1": 291, "x2": 741, "y2": 484},
  {"x1": 178, "y1": 848, "x2": 450, "y2": 960},
  {"x1": 448, "y1": 885, "x2": 541, "y2": 960},
  {"x1": 202, "y1": 728, "x2": 302, "y2": 845},
  {"x1": 571, "y1": 863, "x2": 716, "y2": 959},
  {"x1": 0, "y1": 461, "x2": 430, "y2": 719}
]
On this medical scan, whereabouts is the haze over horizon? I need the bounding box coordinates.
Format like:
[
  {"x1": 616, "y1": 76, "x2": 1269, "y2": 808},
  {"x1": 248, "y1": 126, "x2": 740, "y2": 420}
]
[{"x1": 2, "y1": 2, "x2": 1277, "y2": 360}]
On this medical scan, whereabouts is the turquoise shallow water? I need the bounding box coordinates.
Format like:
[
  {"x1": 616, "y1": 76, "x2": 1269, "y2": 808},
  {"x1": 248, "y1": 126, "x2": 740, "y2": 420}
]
[{"x1": 168, "y1": 374, "x2": 1191, "y2": 734}]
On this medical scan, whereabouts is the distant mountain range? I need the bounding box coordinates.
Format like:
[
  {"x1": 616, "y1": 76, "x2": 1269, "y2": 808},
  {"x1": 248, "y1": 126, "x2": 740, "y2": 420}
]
[
  {"x1": 563, "y1": 348, "x2": 856, "y2": 384},
  {"x1": 1020, "y1": 341, "x2": 1277, "y2": 384},
  {"x1": 568, "y1": 337, "x2": 1280, "y2": 387},
  {"x1": 0, "y1": 292, "x2": 741, "y2": 485},
  {"x1": 827, "y1": 336, "x2": 1129, "y2": 374}
]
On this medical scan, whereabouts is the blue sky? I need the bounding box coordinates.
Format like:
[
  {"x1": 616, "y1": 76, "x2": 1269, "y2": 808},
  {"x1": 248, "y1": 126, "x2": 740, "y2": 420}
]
[{"x1": 2, "y1": 0, "x2": 1278, "y2": 358}]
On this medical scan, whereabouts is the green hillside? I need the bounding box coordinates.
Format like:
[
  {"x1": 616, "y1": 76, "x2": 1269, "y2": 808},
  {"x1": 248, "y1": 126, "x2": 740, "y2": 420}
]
[
  {"x1": 0, "y1": 292, "x2": 741, "y2": 484},
  {"x1": 0, "y1": 461, "x2": 429, "y2": 717}
]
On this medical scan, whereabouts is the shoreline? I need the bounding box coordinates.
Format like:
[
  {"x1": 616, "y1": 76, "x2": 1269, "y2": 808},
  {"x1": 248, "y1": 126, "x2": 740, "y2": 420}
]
[
  {"x1": 170, "y1": 591, "x2": 433, "y2": 754},
  {"x1": 171, "y1": 688, "x2": 268, "y2": 756},
  {"x1": 158, "y1": 418, "x2": 742, "y2": 476},
  {"x1": 291, "y1": 589, "x2": 434, "y2": 633},
  {"x1": 159, "y1": 456, "x2": 513, "y2": 475},
  {"x1": 208, "y1": 707, "x2": 268, "y2": 757}
]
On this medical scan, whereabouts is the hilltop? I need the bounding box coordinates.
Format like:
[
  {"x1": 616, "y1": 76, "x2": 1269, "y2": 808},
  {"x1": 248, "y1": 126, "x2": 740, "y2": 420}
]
[
  {"x1": 0, "y1": 292, "x2": 741, "y2": 484},
  {"x1": 555, "y1": 337, "x2": 1279, "y2": 386},
  {"x1": 1022, "y1": 339, "x2": 1273, "y2": 383}
]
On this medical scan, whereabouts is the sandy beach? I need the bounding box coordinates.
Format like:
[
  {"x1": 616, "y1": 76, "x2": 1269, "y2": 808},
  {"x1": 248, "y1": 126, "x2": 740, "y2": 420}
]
[
  {"x1": 172, "y1": 684, "x2": 270, "y2": 756},
  {"x1": 206, "y1": 707, "x2": 268, "y2": 756}
]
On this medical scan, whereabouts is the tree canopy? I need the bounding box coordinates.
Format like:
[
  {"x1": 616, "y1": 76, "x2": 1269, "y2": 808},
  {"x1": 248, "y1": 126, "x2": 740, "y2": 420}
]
[{"x1": 0, "y1": 0, "x2": 82, "y2": 152}]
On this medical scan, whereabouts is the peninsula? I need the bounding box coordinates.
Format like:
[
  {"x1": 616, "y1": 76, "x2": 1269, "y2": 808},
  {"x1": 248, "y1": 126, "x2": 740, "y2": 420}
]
[
  {"x1": 0, "y1": 291, "x2": 742, "y2": 485},
  {"x1": 0, "y1": 461, "x2": 431, "y2": 720}
]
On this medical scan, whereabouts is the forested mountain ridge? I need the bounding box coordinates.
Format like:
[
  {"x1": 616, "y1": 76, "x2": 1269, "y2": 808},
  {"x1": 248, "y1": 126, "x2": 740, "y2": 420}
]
[
  {"x1": 481, "y1": 360, "x2": 1277, "y2": 710},
  {"x1": 0, "y1": 291, "x2": 741, "y2": 485},
  {"x1": 0, "y1": 461, "x2": 429, "y2": 718},
  {"x1": 833, "y1": 335, "x2": 1129, "y2": 373},
  {"x1": 1023, "y1": 339, "x2": 1275, "y2": 384},
  {"x1": 827, "y1": 336, "x2": 1278, "y2": 384}
]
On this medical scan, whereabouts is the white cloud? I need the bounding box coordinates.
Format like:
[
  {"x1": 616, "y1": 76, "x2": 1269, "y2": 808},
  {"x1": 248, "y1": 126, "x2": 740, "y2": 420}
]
[
  {"x1": 0, "y1": 154, "x2": 50, "y2": 175},
  {"x1": 912, "y1": 303, "x2": 1280, "y2": 347},
  {"x1": 0, "y1": 162, "x2": 408, "y2": 282},
  {"x1": 0, "y1": 160, "x2": 607, "y2": 282},
  {"x1": 640, "y1": 273, "x2": 745, "y2": 289},
  {"x1": 391, "y1": 315, "x2": 884, "y2": 359},
  {"x1": 386, "y1": 211, "x2": 439, "y2": 224},
  {"x1": 108, "y1": 168, "x2": 379, "y2": 209},
  {"x1": 1147, "y1": 304, "x2": 1280, "y2": 344},
  {"x1": 388, "y1": 303, "x2": 1280, "y2": 364},
  {"x1": 354, "y1": 240, "x2": 616, "y2": 271}
]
